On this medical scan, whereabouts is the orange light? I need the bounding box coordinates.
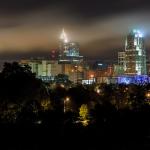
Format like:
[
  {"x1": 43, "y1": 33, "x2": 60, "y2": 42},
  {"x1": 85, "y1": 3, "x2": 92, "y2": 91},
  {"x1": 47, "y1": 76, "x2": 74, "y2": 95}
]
[
  {"x1": 90, "y1": 74, "x2": 94, "y2": 78},
  {"x1": 146, "y1": 93, "x2": 150, "y2": 98}
]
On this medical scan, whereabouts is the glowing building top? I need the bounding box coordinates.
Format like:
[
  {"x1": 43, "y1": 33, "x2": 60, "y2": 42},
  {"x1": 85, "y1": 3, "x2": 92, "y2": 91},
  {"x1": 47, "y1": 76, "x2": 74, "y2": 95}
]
[
  {"x1": 58, "y1": 28, "x2": 83, "y2": 64},
  {"x1": 60, "y1": 28, "x2": 68, "y2": 43},
  {"x1": 133, "y1": 29, "x2": 143, "y2": 38},
  {"x1": 125, "y1": 29, "x2": 144, "y2": 50}
]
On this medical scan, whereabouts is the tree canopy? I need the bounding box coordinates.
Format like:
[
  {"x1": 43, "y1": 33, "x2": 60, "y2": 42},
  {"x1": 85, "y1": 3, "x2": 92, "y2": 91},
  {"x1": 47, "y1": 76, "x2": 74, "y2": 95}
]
[{"x1": 0, "y1": 62, "x2": 48, "y2": 104}]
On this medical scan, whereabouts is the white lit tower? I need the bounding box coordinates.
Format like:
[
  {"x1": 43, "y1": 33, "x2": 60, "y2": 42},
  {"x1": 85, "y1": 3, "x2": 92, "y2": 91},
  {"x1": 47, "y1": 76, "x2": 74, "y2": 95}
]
[
  {"x1": 59, "y1": 28, "x2": 82, "y2": 63},
  {"x1": 59, "y1": 29, "x2": 69, "y2": 59},
  {"x1": 124, "y1": 29, "x2": 147, "y2": 75}
]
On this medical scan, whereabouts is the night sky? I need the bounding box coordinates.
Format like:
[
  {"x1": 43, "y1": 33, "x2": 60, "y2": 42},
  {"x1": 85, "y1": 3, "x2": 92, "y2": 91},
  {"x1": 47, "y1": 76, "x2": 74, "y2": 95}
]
[{"x1": 0, "y1": 0, "x2": 150, "y2": 60}]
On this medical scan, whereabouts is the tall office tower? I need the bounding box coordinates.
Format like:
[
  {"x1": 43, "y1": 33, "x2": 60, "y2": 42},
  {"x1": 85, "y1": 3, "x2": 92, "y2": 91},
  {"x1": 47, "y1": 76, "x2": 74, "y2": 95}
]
[
  {"x1": 59, "y1": 28, "x2": 83, "y2": 63},
  {"x1": 118, "y1": 29, "x2": 147, "y2": 76},
  {"x1": 59, "y1": 29, "x2": 69, "y2": 59},
  {"x1": 125, "y1": 29, "x2": 147, "y2": 75}
]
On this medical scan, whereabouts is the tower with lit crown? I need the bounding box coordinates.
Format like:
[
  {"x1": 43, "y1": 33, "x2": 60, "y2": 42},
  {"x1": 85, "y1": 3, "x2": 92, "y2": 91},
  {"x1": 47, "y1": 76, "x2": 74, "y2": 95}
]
[
  {"x1": 118, "y1": 29, "x2": 147, "y2": 76},
  {"x1": 58, "y1": 28, "x2": 83, "y2": 63},
  {"x1": 59, "y1": 29, "x2": 69, "y2": 59},
  {"x1": 125, "y1": 29, "x2": 147, "y2": 75},
  {"x1": 60, "y1": 28, "x2": 68, "y2": 43}
]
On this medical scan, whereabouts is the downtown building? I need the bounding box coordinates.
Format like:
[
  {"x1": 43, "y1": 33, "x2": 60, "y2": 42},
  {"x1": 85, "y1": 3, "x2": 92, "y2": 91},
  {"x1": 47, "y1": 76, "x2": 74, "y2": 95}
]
[
  {"x1": 20, "y1": 29, "x2": 84, "y2": 84},
  {"x1": 117, "y1": 29, "x2": 148, "y2": 84},
  {"x1": 58, "y1": 29, "x2": 84, "y2": 83},
  {"x1": 20, "y1": 59, "x2": 63, "y2": 82},
  {"x1": 82, "y1": 60, "x2": 116, "y2": 84},
  {"x1": 59, "y1": 29, "x2": 83, "y2": 64}
]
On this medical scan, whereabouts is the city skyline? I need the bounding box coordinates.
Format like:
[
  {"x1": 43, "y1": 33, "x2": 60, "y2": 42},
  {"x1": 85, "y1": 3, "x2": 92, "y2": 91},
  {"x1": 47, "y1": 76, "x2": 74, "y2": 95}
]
[
  {"x1": 0, "y1": 0, "x2": 150, "y2": 60},
  {"x1": 1, "y1": 1, "x2": 150, "y2": 150}
]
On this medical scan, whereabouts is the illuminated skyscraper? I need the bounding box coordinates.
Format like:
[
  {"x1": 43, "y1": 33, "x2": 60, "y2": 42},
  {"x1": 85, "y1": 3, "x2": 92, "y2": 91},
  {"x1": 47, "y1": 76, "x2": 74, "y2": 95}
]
[
  {"x1": 118, "y1": 29, "x2": 147, "y2": 75},
  {"x1": 67, "y1": 42, "x2": 80, "y2": 57},
  {"x1": 59, "y1": 28, "x2": 83, "y2": 63},
  {"x1": 59, "y1": 29, "x2": 69, "y2": 59}
]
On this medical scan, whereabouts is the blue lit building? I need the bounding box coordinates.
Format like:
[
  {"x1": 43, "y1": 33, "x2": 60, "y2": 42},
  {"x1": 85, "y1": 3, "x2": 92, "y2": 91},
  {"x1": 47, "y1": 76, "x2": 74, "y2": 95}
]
[
  {"x1": 118, "y1": 75, "x2": 149, "y2": 84},
  {"x1": 117, "y1": 29, "x2": 148, "y2": 84}
]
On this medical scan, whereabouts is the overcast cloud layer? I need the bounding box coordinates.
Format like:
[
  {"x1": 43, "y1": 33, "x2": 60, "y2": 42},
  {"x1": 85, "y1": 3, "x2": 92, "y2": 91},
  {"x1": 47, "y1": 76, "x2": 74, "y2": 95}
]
[{"x1": 0, "y1": 0, "x2": 150, "y2": 60}]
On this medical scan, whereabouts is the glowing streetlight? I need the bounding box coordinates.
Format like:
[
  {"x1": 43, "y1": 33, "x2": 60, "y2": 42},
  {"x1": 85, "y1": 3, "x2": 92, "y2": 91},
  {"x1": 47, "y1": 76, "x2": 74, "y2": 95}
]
[
  {"x1": 64, "y1": 97, "x2": 70, "y2": 113},
  {"x1": 145, "y1": 90, "x2": 150, "y2": 104},
  {"x1": 66, "y1": 97, "x2": 70, "y2": 102},
  {"x1": 74, "y1": 65, "x2": 78, "y2": 84},
  {"x1": 96, "y1": 89, "x2": 100, "y2": 94},
  {"x1": 146, "y1": 91, "x2": 150, "y2": 99},
  {"x1": 60, "y1": 84, "x2": 65, "y2": 88}
]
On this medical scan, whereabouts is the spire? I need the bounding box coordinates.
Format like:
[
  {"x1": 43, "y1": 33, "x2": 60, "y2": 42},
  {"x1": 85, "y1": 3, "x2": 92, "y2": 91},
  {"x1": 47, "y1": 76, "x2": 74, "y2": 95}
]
[{"x1": 60, "y1": 28, "x2": 68, "y2": 43}]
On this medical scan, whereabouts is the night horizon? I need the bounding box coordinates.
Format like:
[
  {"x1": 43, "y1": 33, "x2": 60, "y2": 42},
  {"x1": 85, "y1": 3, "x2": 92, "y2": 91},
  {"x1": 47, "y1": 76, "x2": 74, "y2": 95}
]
[
  {"x1": 1, "y1": 1, "x2": 150, "y2": 150},
  {"x1": 0, "y1": 0, "x2": 150, "y2": 60}
]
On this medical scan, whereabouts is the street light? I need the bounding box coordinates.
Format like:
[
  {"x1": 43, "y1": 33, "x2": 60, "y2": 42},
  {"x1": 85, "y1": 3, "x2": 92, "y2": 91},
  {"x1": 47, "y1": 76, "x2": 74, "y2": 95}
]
[
  {"x1": 64, "y1": 97, "x2": 70, "y2": 113},
  {"x1": 145, "y1": 90, "x2": 150, "y2": 104},
  {"x1": 90, "y1": 74, "x2": 94, "y2": 84},
  {"x1": 75, "y1": 65, "x2": 78, "y2": 84},
  {"x1": 96, "y1": 89, "x2": 100, "y2": 94}
]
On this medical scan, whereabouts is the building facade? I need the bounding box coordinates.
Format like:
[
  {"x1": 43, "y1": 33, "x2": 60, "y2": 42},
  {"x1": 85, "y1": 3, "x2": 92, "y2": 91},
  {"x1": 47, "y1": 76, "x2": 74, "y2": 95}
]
[
  {"x1": 118, "y1": 29, "x2": 147, "y2": 76},
  {"x1": 59, "y1": 29, "x2": 83, "y2": 64},
  {"x1": 20, "y1": 59, "x2": 63, "y2": 81}
]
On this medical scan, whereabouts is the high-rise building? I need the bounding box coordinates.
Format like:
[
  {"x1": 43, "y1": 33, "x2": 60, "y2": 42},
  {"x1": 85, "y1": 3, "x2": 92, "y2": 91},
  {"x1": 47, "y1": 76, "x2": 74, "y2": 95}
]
[
  {"x1": 59, "y1": 29, "x2": 83, "y2": 63},
  {"x1": 59, "y1": 29, "x2": 69, "y2": 59},
  {"x1": 118, "y1": 29, "x2": 147, "y2": 75},
  {"x1": 20, "y1": 29, "x2": 85, "y2": 84}
]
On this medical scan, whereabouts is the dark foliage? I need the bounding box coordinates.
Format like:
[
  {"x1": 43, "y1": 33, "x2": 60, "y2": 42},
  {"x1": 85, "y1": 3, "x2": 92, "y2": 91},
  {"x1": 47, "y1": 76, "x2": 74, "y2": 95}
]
[{"x1": 0, "y1": 62, "x2": 150, "y2": 149}]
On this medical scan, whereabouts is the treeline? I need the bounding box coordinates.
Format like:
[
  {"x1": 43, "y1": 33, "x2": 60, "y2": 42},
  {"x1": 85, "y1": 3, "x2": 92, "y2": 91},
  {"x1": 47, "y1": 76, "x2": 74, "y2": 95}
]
[{"x1": 0, "y1": 62, "x2": 150, "y2": 149}]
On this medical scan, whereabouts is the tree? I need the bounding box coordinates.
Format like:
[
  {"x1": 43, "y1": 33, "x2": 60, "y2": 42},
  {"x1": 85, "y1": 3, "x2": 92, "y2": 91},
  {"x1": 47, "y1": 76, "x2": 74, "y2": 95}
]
[
  {"x1": 79, "y1": 104, "x2": 89, "y2": 126},
  {"x1": 0, "y1": 62, "x2": 49, "y2": 123},
  {"x1": 54, "y1": 74, "x2": 71, "y2": 84}
]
